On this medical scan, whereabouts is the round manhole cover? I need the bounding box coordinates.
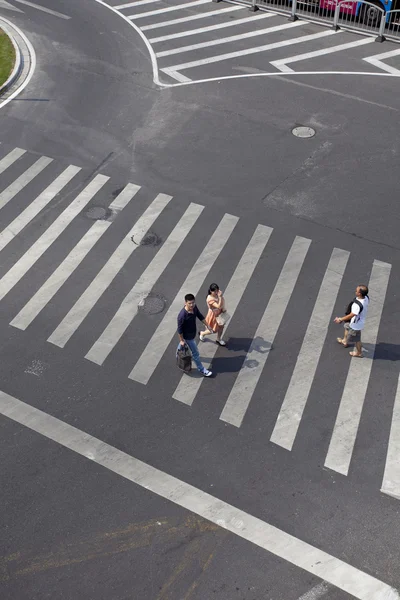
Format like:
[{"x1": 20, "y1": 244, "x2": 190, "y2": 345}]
[
  {"x1": 292, "y1": 126, "x2": 316, "y2": 139},
  {"x1": 132, "y1": 231, "x2": 161, "y2": 247},
  {"x1": 138, "y1": 294, "x2": 166, "y2": 315},
  {"x1": 85, "y1": 206, "x2": 112, "y2": 220}
]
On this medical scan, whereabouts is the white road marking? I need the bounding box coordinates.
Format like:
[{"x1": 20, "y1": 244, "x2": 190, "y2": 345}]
[
  {"x1": 129, "y1": 0, "x2": 209, "y2": 19},
  {"x1": 140, "y1": 6, "x2": 241, "y2": 30},
  {"x1": 161, "y1": 30, "x2": 336, "y2": 76},
  {"x1": 382, "y1": 373, "x2": 400, "y2": 500},
  {"x1": 271, "y1": 37, "x2": 374, "y2": 73},
  {"x1": 10, "y1": 186, "x2": 135, "y2": 331},
  {"x1": 0, "y1": 155, "x2": 53, "y2": 211},
  {"x1": 14, "y1": 0, "x2": 70, "y2": 19},
  {"x1": 220, "y1": 236, "x2": 311, "y2": 428},
  {"x1": 115, "y1": 0, "x2": 161, "y2": 8},
  {"x1": 85, "y1": 202, "x2": 204, "y2": 366},
  {"x1": 173, "y1": 224, "x2": 272, "y2": 406},
  {"x1": 0, "y1": 390, "x2": 398, "y2": 600},
  {"x1": 162, "y1": 67, "x2": 191, "y2": 82},
  {"x1": 156, "y1": 21, "x2": 305, "y2": 57},
  {"x1": 363, "y1": 48, "x2": 400, "y2": 74},
  {"x1": 0, "y1": 165, "x2": 81, "y2": 254},
  {"x1": 149, "y1": 12, "x2": 275, "y2": 43},
  {"x1": 297, "y1": 582, "x2": 330, "y2": 600},
  {"x1": 47, "y1": 192, "x2": 172, "y2": 349},
  {"x1": 0, "y1": 147, "x2": 25, "y2": 175},
  {"x1": 0, "y1": 174, "x2": 109, "y2": 303},
  {"x1": 325, "y1": 260, "x2": 391, "y2": 476},
  {"x1": 270, "y1": 248, "x2": 350, "y2": 450},
  {"x1": 129, "y1": 213, "x2": 239, "y2": 385},
  {"x1": 0, "y1": 0, "x2": 23, "y2": 12}
]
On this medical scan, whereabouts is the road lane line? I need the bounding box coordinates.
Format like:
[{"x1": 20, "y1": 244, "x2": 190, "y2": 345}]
[
  {"x1": 381, "y1": 373, "x2": 400, "y2": 500},
  {"x1": 0, "y1": 0, "x2": 24, "y2": 13},
  {"x1": 0, "y1": 156, "x2": 53, "y2": 211},
  {"x1": 140, "y1": 6, "x2": 242, "y2": 30},
  {"x1": 270, "y1": 248, "x2": 350, "y2": 450},
  {"x1": 161, "y1": 30, "x2": 336, "y2": 75},
  {"x1": 10, "y1": 186, "x2": 136, "y2": 331},
  {"x1": 156, "y1": 21, "x2": 305, "y2": 57},
  {"x1": 325, "y1": 259, "x2": 391, "y2": 475},
  {"x1": 363, "y1": 48, "x2": 400, "y2": 74},
  {"x1": 0, "y1": 390, "x2": 398, "y2": 600},
  {"x1": 14, "y1": 0, "x2": 70, "y2": 19},
  {"x1": 129, "y1": 0, "x2": 209, "y2": 19},
  {"x1": 149, "y1": 13, "x2": 275, "y2": 43},
  {"x1": 271, "y1": 37, "x2": 374, "y2": 73},
  {"x1": 85, "y1": 203, "x2": 204, "y2": 366},
  {"x1": 0, "y1": 174, "x2": 109, "y2": 303},
  {"x1": 220, "y1": 236, "x2": 311, "y2": 428},
  {"x1": 0, "y1": 165, "x2": 81, "y2": 254},
  {"x1": 47, "y1": 190, "x2": 171, "y2": 349},
  {"x1": 129, "y1": 213, "x2": 239, "y2": 385},
  {"x1": 162, "y1": 68, "x2": 192, "y2": 82},
  {"x1": 0, "y1": 147, "x2": 26, "y2": 174},
  {"x1": 173, "y1": 224, "x2": 272, "y2": 406}
]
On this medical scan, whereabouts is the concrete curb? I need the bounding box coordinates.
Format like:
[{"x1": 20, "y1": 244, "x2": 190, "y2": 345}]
[
  {"x1": 0, "y1": 15, "x2": 36, "y2": 108},
  {"x1": 0, "y1": 19, "x2": 23, "y2": 96}
]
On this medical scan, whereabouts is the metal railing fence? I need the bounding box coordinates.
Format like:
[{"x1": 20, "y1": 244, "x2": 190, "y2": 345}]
[{"x1": 223, "y1": 0, "x2": 400, "y2": 43}]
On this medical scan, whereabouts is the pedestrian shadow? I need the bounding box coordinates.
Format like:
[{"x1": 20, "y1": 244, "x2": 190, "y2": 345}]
[
  {"x1": 207, "y1": 336, "x2": 272, "y2": 375},
  {"x1": 372, "y1": 342, "x2": 400, "y2": 361}
]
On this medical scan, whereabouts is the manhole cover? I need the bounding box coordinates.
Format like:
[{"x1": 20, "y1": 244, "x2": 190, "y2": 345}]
[
  {"x1": 85, "y1": 206, "x2": 112, "y2": 220},
  {"x1": 292, "y1": 126, "x2": 316, "y2": 139},
  {"x1": 132, "y1": 231, "x2": 161, "y2": 247},
  {"x1": 138, "y1": 294, "x2": 166, "y2": 315}
]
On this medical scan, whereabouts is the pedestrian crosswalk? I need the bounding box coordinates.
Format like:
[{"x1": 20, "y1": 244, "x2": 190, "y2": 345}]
[
  {"x1": 104, "y1": 0, "x2": 400, "y2": 83},
  {"x1": 0, "y1": 145, "x2": 399, "y2": 500}
]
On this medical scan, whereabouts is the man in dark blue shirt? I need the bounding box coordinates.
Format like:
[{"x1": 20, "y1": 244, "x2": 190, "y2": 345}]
[{"x1": 177, "y1": 293, "x2": 212, "y2": 377}]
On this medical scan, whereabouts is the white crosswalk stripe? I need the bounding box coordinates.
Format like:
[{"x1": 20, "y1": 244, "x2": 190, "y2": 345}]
[
  {"x1": 270, "y1": 248, "x2": 350, "y2": 450},
  {"x1": 220, "y1": 236, "x2": 311, "y2": 428},
  {"x1": 325, "y1": 260, "x2": 391, "y2": 476},
  {"x1": 128, "y1": 0, "x2": 209, "y2": 19},
  {"x1": 0, "y1": 145, "x2": 398, "y2": 500},
  {"x1": 140, "y1": 6, "x2": 242, "y2": 31},
  {"x1": 0, "y1": 155, "x2": 53, "y2": 211}
]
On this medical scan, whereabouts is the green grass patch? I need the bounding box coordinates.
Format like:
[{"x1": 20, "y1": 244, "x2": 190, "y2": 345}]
[{"x1": 0, "y1": 29, "x2": 16, "y2": 88}]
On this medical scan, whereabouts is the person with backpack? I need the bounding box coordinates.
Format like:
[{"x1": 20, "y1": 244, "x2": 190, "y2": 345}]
[{"x1": 334, "y1": 285, "x2": 369, "y2": 358}]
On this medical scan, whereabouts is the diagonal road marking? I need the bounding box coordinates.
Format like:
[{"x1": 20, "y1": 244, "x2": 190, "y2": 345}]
[
  {"x1": 14, "y1": 0, "x2": 70, "y2": 19},
  {"x1": 0, "y1": 390, "x2": 398, "y2": 600}
]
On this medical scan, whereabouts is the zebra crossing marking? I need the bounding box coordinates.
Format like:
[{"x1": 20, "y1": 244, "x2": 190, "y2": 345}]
[
  {"x1": 325, "y1": 259, "x2": 391, "y2": 476},
  {"x1": 270, "y1": 247, "x2": 350, "y2": 451},
  {"x1": 172, "y1": 223, "x2": 273, "y2": 406},
  {"x1": 129, "y1": 213, "x2": 239, "y2": 385},
  {"x1": 0, "y1": 155, "x2": 53, "y2": 211},
  {"x1": 0, "y1": 147, "x2": 26, "y2": 175},
  {"x1": 149, "y1": 12, "x2": 274, "y2": 43},
  {"x1": 115, "y1": 0, "x2": 162, "y2": 8},
  {"x1": 220, "y1": 236, "x2": 311, "y2": 428},
  {"x1": 10, "y1": 186, "x2": 136, "y2": 332},
  {"x1": 270, "y1": 37, "x2": 374, "y2": 73},
  {"x1": 140, "y1": 6, "x2": 242, "y2": 31},
  {"x1": 155, "y1": 21, "x2": 305, "y2": 58},
  {"x1": 381, "y1": 372, "x2": 400, "y2": 500},
  {"x1": 128, "y1": 0, "x2": 209, "y2": 20},
  {"x1": 363, "y1": 48, "x2": 400, "y2": 75},
  {"x1": 47, "y1": 189, "x2": 170, "y2": 349},
  {"x1": 85, "y1": 202, "x2": 204, "y2": 366},
  {"x1": 0, "y1": 165, "x2": 81, "y2": 254},
  {"x1": 160, "y1": 30, "x2": 336, "y2": 80},
  {"x1": 0, "y1": 174, "x2": 110, "y2": 303}
]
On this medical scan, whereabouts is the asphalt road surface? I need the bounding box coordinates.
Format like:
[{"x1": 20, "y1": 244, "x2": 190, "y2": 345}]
[{"x1": 0, "y1": 1, "x2": 400, "y2": 599}]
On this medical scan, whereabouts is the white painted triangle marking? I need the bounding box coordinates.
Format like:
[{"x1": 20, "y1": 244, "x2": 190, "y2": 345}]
[{"x1": 0, "y1": 0, "x2": 24, "y2": 13}]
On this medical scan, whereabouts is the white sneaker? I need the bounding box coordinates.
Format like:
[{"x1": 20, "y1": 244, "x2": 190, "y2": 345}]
[
  {"x1": 202, "y1": 369, "x2": 212, "y2": 377},
  {"x1": 216, "y1": 339, "x2": 226, "y2": 346},
  {"x1": 199, "y1": 334, "x2": 205, "y2": 342}
]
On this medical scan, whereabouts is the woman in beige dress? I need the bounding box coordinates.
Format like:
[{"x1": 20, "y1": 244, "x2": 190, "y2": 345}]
[{"x1": 199, "y1": 283, "x2": 226, "y2": 346}]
